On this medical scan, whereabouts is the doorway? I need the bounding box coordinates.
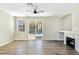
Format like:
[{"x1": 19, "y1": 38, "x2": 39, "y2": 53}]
[{"x1": 28, "y1": 20, "x2": 43, "y2": 40}]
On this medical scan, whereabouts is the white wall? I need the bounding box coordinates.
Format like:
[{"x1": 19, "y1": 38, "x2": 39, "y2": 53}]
[
  {"x1": 14, "y1": 16, "x2": 62, "y2": 40},
  {"x1": 0, "y1": 10, "x2": 14, "y2": 46},
  {"x1": 61, "y1": 14, "x2": 72, "y2": 31},
  {"x1": 58, "y1": 14, "x2": 72, "y2": 40},
  {"x1": 72, "y1": 5, "x2": 79, "y2": 32},
  {"x1": 43, "y1": 17, "x2": 62, "y2": 40}
]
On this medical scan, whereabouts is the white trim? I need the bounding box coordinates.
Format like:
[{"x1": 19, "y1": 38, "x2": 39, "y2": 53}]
[
  {"x1": 28, "y1": 20, "x2": 44, "y2": 40},
  {"x1": 0, "y1": 40, "x2": 14, "y2": 47}
]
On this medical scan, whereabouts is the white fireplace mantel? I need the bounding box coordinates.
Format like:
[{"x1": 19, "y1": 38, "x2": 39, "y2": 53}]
[{"x1": 59, "y1": 31, "x2": 79, "y2": 52}]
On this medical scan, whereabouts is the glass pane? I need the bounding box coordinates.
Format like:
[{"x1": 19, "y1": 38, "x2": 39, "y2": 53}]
[
  {"x1": 29, "y1": 22, "x2": 35, "y2": 34},
  {"x1": 17, "y1": 20, "x2": 25, "y2": 32},
  {"x1": 36, "y1": 22, "x2": 42, "y2": 34}
]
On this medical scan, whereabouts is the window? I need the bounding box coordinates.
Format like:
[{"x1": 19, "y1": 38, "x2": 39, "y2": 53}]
[{"x1": 17, "y1": 20, "x2": 25, "y2": 32}]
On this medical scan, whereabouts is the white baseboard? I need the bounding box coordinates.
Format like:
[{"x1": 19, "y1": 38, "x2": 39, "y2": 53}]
[
  {"x1": 0, "y1": 40, "x2": 14, "y2": 47},
  {"x1": 15, "y1": 39, "x2": 27, "y2": 40}
]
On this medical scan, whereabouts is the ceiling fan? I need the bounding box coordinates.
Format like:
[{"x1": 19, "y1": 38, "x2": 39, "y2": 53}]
[{"x1": 26, "y1": 3, "x2": 44, "y2": 14}]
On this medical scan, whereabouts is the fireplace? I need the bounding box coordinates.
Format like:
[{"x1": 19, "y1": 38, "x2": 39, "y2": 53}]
[{"x1": 66, "y1": 37, "x2": 75, "y2": 49}]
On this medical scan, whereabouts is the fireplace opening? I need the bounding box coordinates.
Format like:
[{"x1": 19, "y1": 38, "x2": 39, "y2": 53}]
[{"x1": 66, "y1": 37, "x2": 75, "y2": 49}]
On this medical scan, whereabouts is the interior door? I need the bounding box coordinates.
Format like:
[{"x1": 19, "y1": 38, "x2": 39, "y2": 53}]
[{"x1": 28, "y1": 20, "x2": 43, "y2": 40}]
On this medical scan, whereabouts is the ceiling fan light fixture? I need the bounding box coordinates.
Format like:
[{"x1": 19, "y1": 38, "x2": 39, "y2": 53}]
[
  {"x1": 34, "y1": 10, "x2": 37, "y2": 14},
  {"x1": 26, "y1": 3, "x2": 44, "y2": 14}
]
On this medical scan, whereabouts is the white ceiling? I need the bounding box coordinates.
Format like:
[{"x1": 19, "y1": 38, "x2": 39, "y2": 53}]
[{"x1": 0, "y1": 3, "x2": 78, "y2": 16}]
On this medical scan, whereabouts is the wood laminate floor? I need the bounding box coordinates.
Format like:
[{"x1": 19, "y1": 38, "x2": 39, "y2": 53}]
[{"x1": 0, "y1": 40, "x2": 79, "y2": 55}]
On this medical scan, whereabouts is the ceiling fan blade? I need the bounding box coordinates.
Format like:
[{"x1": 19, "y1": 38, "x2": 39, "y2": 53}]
[
  {"x1": 25, "y1": 10, "x2": 33, "y2": 12},
  {"x1": 37, "y1": 11, "x2": 44, "y2": 13},
  {"x1": 25, "y1": 3, "x2": 45, "y2": 14}
]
